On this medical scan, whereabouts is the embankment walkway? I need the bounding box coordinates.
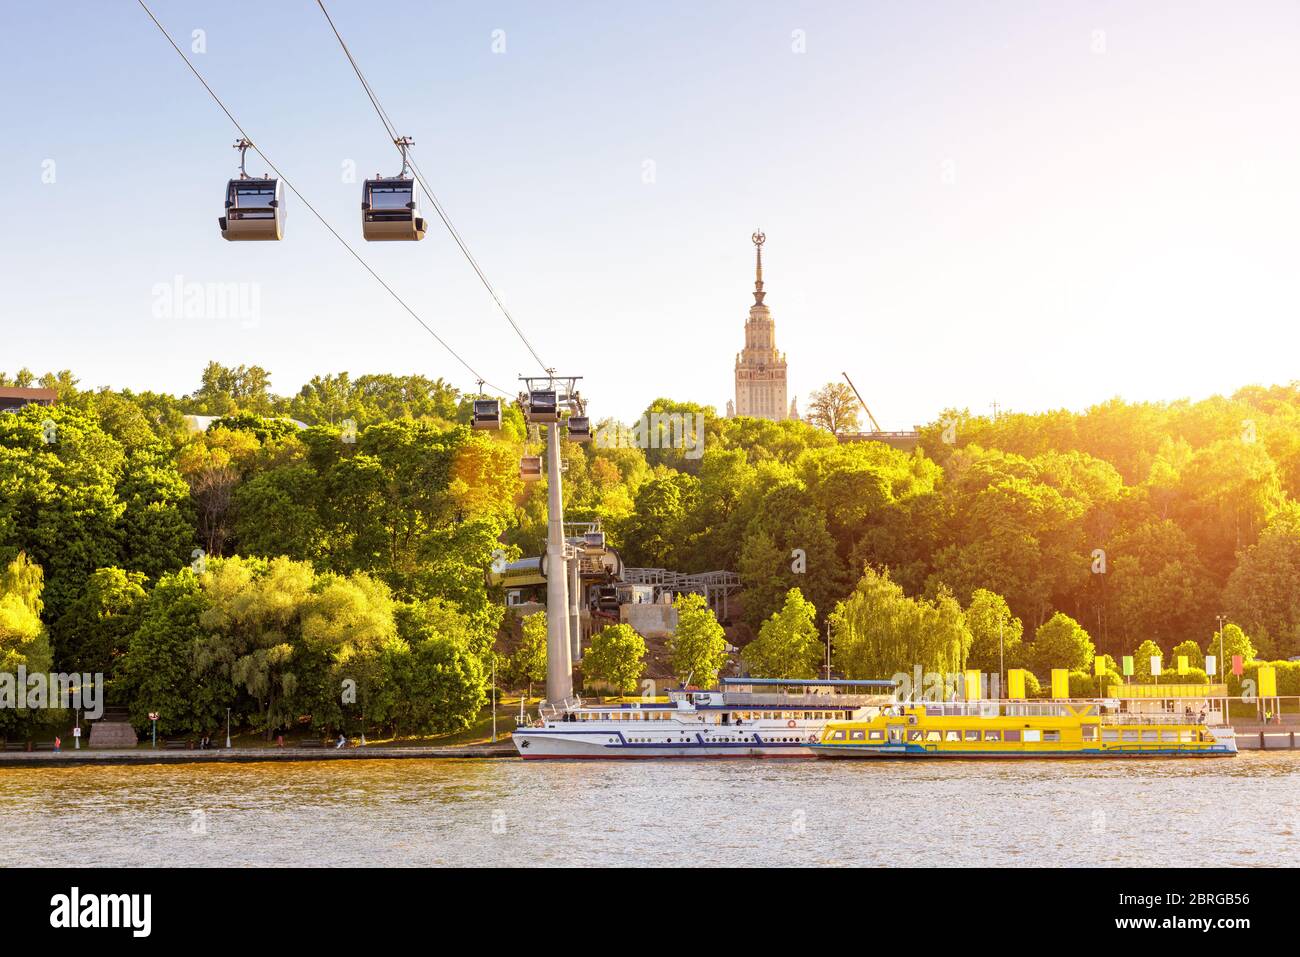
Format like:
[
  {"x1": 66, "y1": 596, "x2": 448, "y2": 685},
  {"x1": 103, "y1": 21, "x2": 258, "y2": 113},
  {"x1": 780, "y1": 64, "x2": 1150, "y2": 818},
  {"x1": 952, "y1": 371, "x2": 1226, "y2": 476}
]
[{"x1": 0, "y1": 743, "x2": 517, "y2": 767}]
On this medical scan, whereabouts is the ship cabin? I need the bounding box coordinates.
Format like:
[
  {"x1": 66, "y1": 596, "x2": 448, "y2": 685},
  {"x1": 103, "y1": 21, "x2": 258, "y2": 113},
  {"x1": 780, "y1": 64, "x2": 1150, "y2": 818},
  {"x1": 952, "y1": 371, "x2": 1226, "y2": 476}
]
[
  {"x1": 818, "y1": 687, "x2": 1234, "y2": 755},
  {"x1": 555, "y1": 678, "x2": 895, "y2": 726}
]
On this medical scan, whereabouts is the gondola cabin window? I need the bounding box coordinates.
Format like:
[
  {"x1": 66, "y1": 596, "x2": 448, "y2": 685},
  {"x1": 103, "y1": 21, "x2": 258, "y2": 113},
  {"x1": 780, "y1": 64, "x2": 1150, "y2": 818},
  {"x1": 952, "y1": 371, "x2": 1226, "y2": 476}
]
[
  {"x1": 229, "y1": 181, "x2": 276, "y2": 217},
  {"x1": 367, "y1": 181, "x2": 414, "y2": 216}
]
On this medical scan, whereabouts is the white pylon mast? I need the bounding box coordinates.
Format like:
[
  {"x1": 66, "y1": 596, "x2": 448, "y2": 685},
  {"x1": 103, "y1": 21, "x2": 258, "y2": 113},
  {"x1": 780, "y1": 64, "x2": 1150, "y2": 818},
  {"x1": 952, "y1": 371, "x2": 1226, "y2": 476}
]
[
  {"x1": 544, "y1": 417, "x2": 572, "y2": 704},
  {"x1": 520, "y1": 374, "x2": 585, "y2": 709}
]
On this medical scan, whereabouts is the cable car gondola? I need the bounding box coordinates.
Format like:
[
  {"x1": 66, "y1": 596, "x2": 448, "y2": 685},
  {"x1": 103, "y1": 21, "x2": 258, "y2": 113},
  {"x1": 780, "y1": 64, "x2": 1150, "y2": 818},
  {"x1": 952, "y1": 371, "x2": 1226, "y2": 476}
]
[
  {"x1": 526, "y1": 390, "x2": 559, "y2": 423},
  {"x1": 471, "y1": 398, "x2": 501, "y2": 431},
  {"x1": 567, "y1": 415, "x2": 592, "y2": 443},
  {"x1": 219, "y1": 139, "x2": 285, "y2": 242},
  {"x1": 520, "y1": 456, "x2": 542, "y2": 481},
  {"x1": 362, "y1": 136, "x2": 427, "y2": 241}
]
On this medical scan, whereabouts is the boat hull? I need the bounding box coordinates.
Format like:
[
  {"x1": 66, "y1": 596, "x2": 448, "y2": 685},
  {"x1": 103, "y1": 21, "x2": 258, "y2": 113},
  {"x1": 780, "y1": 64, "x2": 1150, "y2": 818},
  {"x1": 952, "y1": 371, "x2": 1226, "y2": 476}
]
[
  {"x1": 513, "y1": 729, "x2": 815, "y2": 759},
  {"x1": 810, "y1": 744, "x2": 1237, "y2": 759}
]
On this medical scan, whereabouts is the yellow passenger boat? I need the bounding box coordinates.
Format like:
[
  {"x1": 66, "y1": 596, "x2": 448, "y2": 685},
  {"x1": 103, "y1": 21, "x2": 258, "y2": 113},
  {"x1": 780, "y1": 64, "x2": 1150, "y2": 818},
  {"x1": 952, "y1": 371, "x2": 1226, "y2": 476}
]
[{"x1": 810, "y1": 698, "x2": 1238, "y2": 759}]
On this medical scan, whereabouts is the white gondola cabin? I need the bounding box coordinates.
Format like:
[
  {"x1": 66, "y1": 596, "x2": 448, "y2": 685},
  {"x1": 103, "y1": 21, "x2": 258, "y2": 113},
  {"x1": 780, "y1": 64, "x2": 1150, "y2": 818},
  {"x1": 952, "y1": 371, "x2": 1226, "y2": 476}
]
[
  {"x1": 220, "y1": 178, "x2": 285, "y2": 241},
  {"x1": 527, "y1": 390, "x2": 559, "y2": 423},
  {"x1": 361, "y1": 176, "x2": 427, "y2": 241},
  {"x1": 567, "y1": 415, "x2": 592, "y2": 442},
  {"x1": 220, "y1": 139, "x2": 285, "y2": 241},
  {"x1": 471, "y1": 399, "x2": 501, "y2": 430}
]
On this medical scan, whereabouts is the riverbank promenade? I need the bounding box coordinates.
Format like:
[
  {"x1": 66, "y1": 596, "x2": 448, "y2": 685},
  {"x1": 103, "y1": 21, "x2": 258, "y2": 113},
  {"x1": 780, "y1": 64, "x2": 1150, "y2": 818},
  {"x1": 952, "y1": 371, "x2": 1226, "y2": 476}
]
[{"x1": 0, "y1": 742, "x2": 517, "y2": 767}]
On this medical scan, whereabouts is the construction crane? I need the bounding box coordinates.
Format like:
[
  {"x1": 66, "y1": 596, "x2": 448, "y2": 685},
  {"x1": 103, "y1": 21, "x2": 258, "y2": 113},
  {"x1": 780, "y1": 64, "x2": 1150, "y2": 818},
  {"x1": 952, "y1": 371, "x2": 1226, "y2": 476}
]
[{"x1": 841, "y1": 372, "x2": 883, "y2": 432}]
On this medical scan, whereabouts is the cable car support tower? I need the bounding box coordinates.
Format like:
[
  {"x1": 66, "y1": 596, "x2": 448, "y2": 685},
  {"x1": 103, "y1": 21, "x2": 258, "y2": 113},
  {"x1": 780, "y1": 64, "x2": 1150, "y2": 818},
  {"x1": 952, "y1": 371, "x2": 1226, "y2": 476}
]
[{"x1": 519, "y1": 374, "x2": 587, "y2": 710}]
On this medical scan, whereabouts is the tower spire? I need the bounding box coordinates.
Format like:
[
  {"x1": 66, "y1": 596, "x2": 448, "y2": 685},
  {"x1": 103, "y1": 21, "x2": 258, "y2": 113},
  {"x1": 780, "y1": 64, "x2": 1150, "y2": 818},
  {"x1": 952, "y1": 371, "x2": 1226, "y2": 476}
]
[{"x1": 752, "y1": 228, "x2": 766, "y2": 305}]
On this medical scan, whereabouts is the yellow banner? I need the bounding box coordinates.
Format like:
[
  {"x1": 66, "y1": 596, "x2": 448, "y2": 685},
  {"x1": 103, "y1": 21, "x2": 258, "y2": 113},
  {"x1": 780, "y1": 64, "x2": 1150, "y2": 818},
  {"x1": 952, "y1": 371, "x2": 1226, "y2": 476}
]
[
  {"x1": 1259, "y1": 664, "x2": 1278, "y2": 699},
  {"x1": 1051, "y1": 668, "x2": 1070, "y2": 699},
  {"x1": 1008, "y1": 669, "x2": 1026, "y2": 700},
  {"x1": 964, "y1": 670, "x2": 981, "y2": 701}
]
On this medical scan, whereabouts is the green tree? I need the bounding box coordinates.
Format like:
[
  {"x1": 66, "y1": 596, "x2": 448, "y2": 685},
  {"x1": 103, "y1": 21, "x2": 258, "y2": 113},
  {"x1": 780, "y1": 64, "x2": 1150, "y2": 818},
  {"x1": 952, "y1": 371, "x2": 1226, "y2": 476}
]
[
  {"x1": 737, "y1": 479, "x2": 845, "y2": 628},
  {"x1": 0, "y1": 406, "x2": 126, "y2": 623},
  {"x1": 1026, "y1": 612, "x2": 1094, "y2": 674},
  {"x1": 509, "y1": 611, "x2": 547, "y2": 694},
  {"x1": 118, "y1": 569, "x2": 219, "y2": 737},
  {"x1": 741, "y1": 588, "x2": 822, "y2": 679},
  {"x1": 964, "y1": 588, "x2": 1024, "y2": 674},
  {"x1": 199, "y1": 556, "x2": 314, "y2": 738},
  {"x1": 1223, "y1": 513, "x2": 1300, "y2": 658},
  {"x1": 1169, "y1": 639, "x2": 1205, "y2": 673},
  {"x1": 0, "y1": 553, "x2": 53, "y2": 674},
  {"x1": 301, "y1": 571, "x2": 399, "y2": 734},
  {"x1": 830, "y1": 568, "x2": 970, "y2": 680},
  {"x1": 667, "y1": 593, "x2": 728, "y2": 686},
  {"x1": 0, "y1": 552, "x2": 57, "y2": 746},
  {"x1": 805, "y1": 382, "x2": 862, "y2": 437},
  {"x1": 617, "y1": 472, "x2": 699, "y2": 568},
  {"x1": 188, "y1": 362, "x2": 275, "y2": 416},
  {"x1": 582, "y1": 624, "x2": 647, "y2": 694},
  {"x1": 232, "y1": 464, "x2": 326, "y2": 562},
  {"x1": 1132, "y1": 639, "x2": 1165, "y2": 681},
  {"x1": 1205, "y1": 623, "x2": 1256, "y2": 671},
  {"x1": 51, "y1": 567, "x2": 148, "y2": 679},
  {"x1": 391, "y1": 598, "x2": 487, "y2": 735},
  {"x1": 1105, "y1": 519, "x2": 1214, "y2": 653},
  {"x1": 115, "y1": 446, "x2": 195, "y2": 580}
]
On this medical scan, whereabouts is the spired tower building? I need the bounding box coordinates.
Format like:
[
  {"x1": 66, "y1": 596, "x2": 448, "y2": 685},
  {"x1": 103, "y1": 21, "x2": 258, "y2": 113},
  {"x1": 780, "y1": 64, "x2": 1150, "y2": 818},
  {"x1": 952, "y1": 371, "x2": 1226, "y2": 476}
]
[{"x1": 733, "y1": 230, "x2": 789, "y2": 420}]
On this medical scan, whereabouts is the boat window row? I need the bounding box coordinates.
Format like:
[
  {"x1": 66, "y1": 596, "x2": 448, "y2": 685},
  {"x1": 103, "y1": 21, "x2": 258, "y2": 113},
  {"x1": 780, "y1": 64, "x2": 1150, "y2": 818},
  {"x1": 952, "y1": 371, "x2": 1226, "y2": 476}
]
[
  {"x1": 571, "y1": 709, "x2": 854, "y2": 723},
  {"x1": 1102, "y1": 728, "x2": 1197, "y2": 744},
  {"x1": 828, "y1": 726, "x2": 1204, "y2": 745},
  {"x1": 726, "y1": 711, "x2": 839, "y2": 721},
  {"x1": 830, "y1": 728, "x2": 1031, "y2": 743},
  {"x1": 576, "y1": 709, "x2": 841, "y2": 722}
]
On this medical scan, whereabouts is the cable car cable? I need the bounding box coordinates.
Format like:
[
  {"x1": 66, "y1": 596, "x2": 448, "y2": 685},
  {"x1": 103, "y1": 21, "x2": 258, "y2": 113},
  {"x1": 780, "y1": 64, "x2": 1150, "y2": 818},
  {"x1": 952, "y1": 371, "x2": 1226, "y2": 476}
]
[
  {"x1": 313, "y1": 0, "x2": 551, "y2": 376},
  {"x1": 133, "y1": 0, "x2": 509, "y2": 397}
]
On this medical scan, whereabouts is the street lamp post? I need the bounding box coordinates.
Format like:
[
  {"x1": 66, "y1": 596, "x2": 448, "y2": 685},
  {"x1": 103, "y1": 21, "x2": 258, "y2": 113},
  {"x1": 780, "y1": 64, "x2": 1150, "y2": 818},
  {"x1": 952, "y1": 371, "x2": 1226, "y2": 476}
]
[
  {"x1": 998, "y1": 616, "x2": 1005, "y2": 696},
  {"x1": 824, "y1": 620, "x2": 832, "y2": 681},
  {"x1": 148, "y1": 712, "x2": 159, "y2": 749},
  {"x1": 490, "y1": 652, "x2": 498, "y2": 744},
  {"x1": 225, "y1": 707, "x2": 231, "y2": 749},
  {"x1": 1216, "y1": 615, "x2": 1227, "y2": 677},
  {"x1": 1216, "y1": 614, "x2": 1228, "y2": 719}
]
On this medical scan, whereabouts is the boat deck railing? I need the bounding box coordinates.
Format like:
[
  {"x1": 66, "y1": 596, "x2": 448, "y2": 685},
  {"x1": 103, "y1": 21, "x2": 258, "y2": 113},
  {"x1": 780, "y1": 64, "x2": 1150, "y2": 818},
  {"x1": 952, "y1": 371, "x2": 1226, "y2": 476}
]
[
  {"x1": 723, "y1": 692, "x2": 893, "y2": 708},
  {"x1": 537, "y1": 697, "x2": 583, "y2": 721},
  {"x1": 895, "y1": 700, "x2": 1221, "y2": 724},
  {"x1": 1099, "y1": 712, "x2": 1208, "y2": 726}
]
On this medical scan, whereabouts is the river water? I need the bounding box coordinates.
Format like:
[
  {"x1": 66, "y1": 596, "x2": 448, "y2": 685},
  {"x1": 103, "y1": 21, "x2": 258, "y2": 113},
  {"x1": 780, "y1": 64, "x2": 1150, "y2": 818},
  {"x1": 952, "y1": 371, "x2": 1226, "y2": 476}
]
[{"x1": 2, "y1": 753, "x2": 1297, "y2": 867}]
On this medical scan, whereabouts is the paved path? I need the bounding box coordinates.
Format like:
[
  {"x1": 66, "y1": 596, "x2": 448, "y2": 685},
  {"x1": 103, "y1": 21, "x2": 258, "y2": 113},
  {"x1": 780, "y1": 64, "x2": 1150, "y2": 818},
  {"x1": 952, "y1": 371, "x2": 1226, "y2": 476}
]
[{"x1": 0, "y1": 743, "x2": 518, "y2": 767}]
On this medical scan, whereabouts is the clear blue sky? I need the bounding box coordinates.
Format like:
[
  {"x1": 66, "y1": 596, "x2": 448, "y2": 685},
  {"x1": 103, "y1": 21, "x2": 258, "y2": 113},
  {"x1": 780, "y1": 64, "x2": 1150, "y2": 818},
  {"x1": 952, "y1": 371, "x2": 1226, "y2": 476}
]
[{"x1": 3, "y1": 1, "x2": 1299, "y2": 425}]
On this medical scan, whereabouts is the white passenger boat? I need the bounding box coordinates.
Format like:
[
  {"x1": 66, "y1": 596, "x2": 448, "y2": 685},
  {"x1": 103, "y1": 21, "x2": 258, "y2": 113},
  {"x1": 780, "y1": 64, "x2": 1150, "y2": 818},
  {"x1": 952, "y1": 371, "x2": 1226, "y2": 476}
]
[{"x1": 512, "y1": 678, "x2": 895, "y2": 759}]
